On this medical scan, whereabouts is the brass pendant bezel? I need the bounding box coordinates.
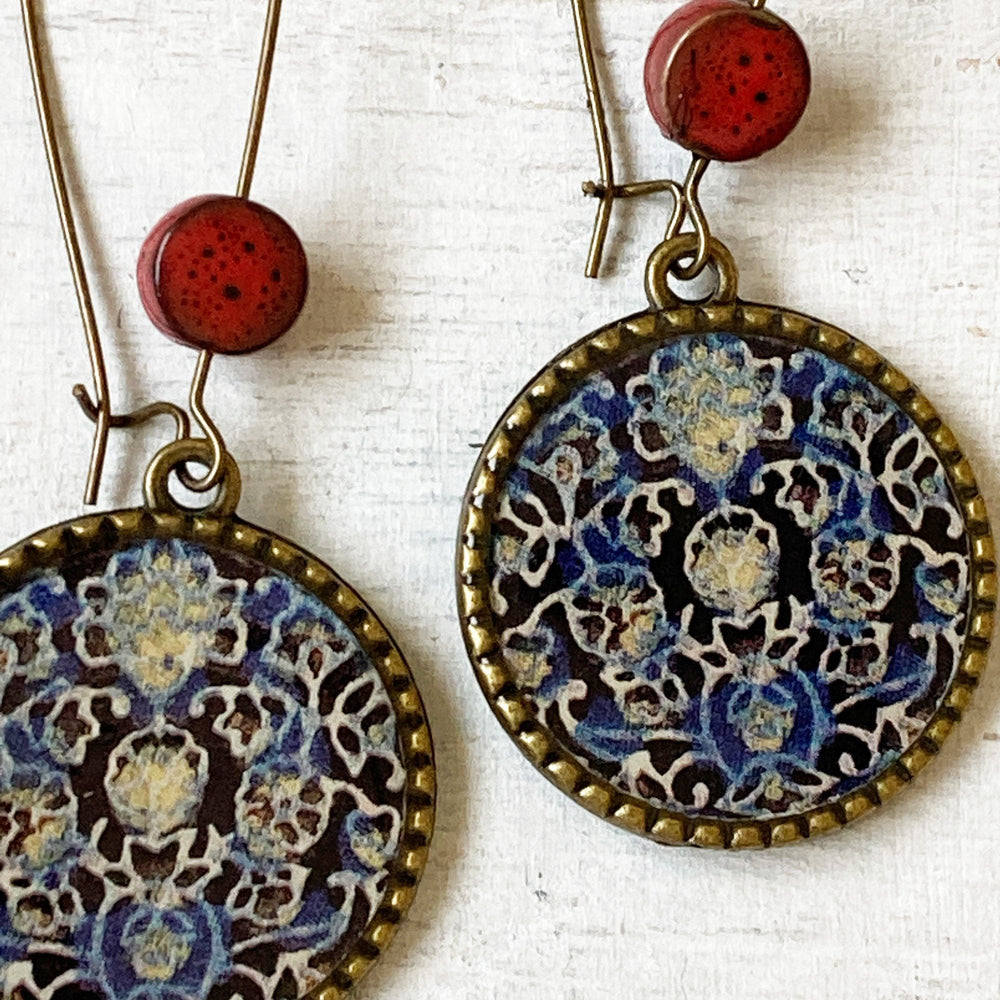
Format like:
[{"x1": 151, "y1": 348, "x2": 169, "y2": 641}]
[
  {"x1": 0, "y1": 505, "x2": 435, "y2": 999},
  {"x1": 456, "y1": 300, "x2": 995, "y2": 850}
]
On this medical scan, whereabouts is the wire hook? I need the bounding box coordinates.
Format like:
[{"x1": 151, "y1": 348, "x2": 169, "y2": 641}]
[
  {"x1": 21, "y1": 0, "x2": 165, "y2": 505},
  {"x1": 181, "y1": 0, "x2": 285, "y2": 495},
  {"x1": 664, "y1": 155, "x2": 713, "y2": 281},
  {"x1": 572, "y1": 0, "x2": 715, "y2": 282},
  {"x1": 21, "y1": 0, "x2": 286, "y2": 503}
]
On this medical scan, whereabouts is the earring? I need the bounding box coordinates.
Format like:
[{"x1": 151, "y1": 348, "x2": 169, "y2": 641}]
[
  {"x1": 457, "y1": 0, "x2": 994, "y2": 849},
  {"x1": 4, "y1": 4, "x2": 434, "y2": 997}
]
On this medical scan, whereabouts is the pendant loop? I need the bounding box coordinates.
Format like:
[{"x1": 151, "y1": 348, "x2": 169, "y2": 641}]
[
  {"x1": 645, "y1": 234, "x2": 739, "y2": 310},
  {"x1": 144, "y1": 438, "x2": 242, "y2": 517}
]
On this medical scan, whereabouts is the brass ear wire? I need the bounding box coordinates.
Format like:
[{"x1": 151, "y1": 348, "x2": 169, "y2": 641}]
[
  {"x1": 20, "y1": 0, "x2": 182, "y2": 505},
  {"x1": 178, "y1": 0, "x2": 284, "y2": 495},
  {"x1": 572, "y1": 0, "x2": 677, "y2": 278},
  {"x1": 237, "y1": 0, "x2": 283, "y2": 202},
  {"x1": 20, "y1": 0, "x2": 285, "y2": 504},
  {"x1": 572, "y1": 0, "x2": 733, "y2": 281}
]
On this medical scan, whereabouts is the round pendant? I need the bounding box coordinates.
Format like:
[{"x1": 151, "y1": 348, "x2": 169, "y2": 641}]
[
  {"x1": 0, "y1": 499, "x2": 433, "y2": 996},
  {"x1": 458, "y1": 300, "x2": 994, "y2": 848}
]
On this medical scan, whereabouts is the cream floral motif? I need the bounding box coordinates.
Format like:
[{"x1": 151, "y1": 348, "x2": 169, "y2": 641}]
[
  {"x1": 494, "y1": 531, "x2": 531, "y2": 578},
  {"x1": 619, "y1": 480, "x2": 694, "y2": 559},
  {"x1": 751, "y1": 457, "x2": 846, "y2": 534},
  {"x1": 236, "y1": 764, "x2": 335, "y2": 862},
  {"x1": 565, "y1": 572, "x2": 666, "y2": 663},
  {"x1": 37, "y1": 683, "x2": 131, "y2": 771},
  {"x1": 504, "y1": 638, "x2": 555, "y2": 690},
  {"x1": 818, "y1": 622, "x2": 893, "y2": 687},
  {"x1": 543, "y1": 438, "x2": 616, "y2": 512},
  {"x1": 809, "y1": 376, "x2": 886, "y2": 454},
  {"x1": 105, "y1": 727, "x2": 208, "y2": 840},
  {"x1": 499, "y1": 601, "x2": 563, "y2": 692},
  {"x1": 190, "y1": 684, "x2": 298, "y2": 764},
  {"x1": 731, "y1": 693, "x2": 796, "y2": 752},
  {"x1": 123, "y1": 909, "x2": 196, "y2": 981},
  {"x1": 613, "y1": 670, "x2": 688, "y2": 732},
  {"x1": 490, "y1": 489, "x2": 568, "y2": 617},
  {"x1": 489, "y1": 397, "x2": 628, "y2": 620},
  {"x1": 74, "y1": 542, "x2": 248, "y2": 698},
  {"x1": 225, "y1": 861, "x2": 310, "y2": 929},
  {"x1": 812, "y1": 531, "x2": 901, "y2": 621},
  {"x1": 0, "y1": 751, "x2": 83, "y2": 945},
  {"x1": 685, "y1": 507, "x2": 780, "y2": 617},
  {"x1": 261, "y1": 609, "x2": 354, "y2": 710},
  {"x1": 695, "y1": 599, "x2": 812, "y2": 686},
  {"x1": 0, "y1": 777, "x2": 76, "y2": 871},
  {"x1": 626, "y1": 337, "x2": 792, "y2": 487}
]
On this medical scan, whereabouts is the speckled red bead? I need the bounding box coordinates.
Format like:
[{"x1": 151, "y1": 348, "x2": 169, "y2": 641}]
[
  {"x1": 644, "y1": 0, "x2": 810, "y2": 162},
  {"x1": 137, "y1": 195, "x2": 308, "y2": 354}
]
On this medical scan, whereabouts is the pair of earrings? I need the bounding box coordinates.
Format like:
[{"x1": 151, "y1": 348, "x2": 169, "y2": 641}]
[{"x1": 4, "y1": 3, "x2": 993, "y2": 1000}]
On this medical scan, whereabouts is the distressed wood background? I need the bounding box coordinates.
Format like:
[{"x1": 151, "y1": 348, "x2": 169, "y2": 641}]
[{"x1": 2, "y1": 2, "x2": 1000, "y2": 998}]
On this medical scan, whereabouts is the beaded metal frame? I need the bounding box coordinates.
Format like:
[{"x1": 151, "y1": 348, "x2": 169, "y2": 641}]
[
  {"x1": 456, "y1": 301, "x2": 995, "y2": 850},
  {"x1": 0, "y1": 506, "x2": 435, "y2": 999}
]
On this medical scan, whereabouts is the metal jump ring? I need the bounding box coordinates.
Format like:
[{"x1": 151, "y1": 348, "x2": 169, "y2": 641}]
[
  {"x1": 645, "y1": 234, "x2": 739, "y2": 312},
  {"x1": 144, "y1": 438, "x2": 242, "y2": 518}
]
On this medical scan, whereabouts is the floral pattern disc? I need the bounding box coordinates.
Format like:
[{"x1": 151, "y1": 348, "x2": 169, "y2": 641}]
[
  {"x1": 461, "y1": 314, "x2": 992, "y2": 843},
  {"x1": 0, "y1": 524, "x2": 431, "y2": 1000}
]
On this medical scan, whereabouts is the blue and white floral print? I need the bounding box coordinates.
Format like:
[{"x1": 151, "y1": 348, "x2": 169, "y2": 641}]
[
  {"x1": 0, "y1": 539, "x2": 404, "y2": 1000},
  {"x1": 490, "y1": 333, "x2": 970, "y2": 820}
]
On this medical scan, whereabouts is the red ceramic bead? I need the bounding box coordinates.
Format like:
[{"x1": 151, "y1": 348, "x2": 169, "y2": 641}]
[
  {"x1": 137, "y1": 195, "x2": 308, "y2": 354},
  {"x1": 644, "y1": 0, "x2": 810, "y2": 162}
]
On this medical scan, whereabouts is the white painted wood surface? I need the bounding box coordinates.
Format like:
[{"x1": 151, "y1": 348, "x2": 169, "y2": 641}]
[{"x1": 2, "y1": 2, "x2": 1000, "y2": 997}]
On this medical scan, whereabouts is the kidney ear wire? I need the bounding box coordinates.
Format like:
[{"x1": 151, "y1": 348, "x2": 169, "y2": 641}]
[
  {"x1": 20, "y1": 0, "x2": 284, "y2": 504},
  {"x1": 572, "y1": 0, "x2": 714, "y2": 281}
]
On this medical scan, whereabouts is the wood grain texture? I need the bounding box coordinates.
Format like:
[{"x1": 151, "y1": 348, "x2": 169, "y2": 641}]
[{"x1": 2, "y1": 2, "x2": 1000, "y2": 998}]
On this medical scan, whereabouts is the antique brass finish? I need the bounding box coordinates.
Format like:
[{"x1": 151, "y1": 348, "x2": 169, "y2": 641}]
[
  {"x1": 0, "y1": 506, "x2": 436, "y2": 996},
  {"x1": 573, "y1": 0, "x2": 715, "y2": 280},
  {"x1": 144, "y1": 438, "x2": 244, "y2": 519},
  {"x1": 645, "y1": 234, "x2": 739, "y2": 309},
  {"x1": 20, "y1": 0, "x2": 286, "y2": 502},
  {"x1": 456, "y1": 301, "x2": 995, "y2": 849}
]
